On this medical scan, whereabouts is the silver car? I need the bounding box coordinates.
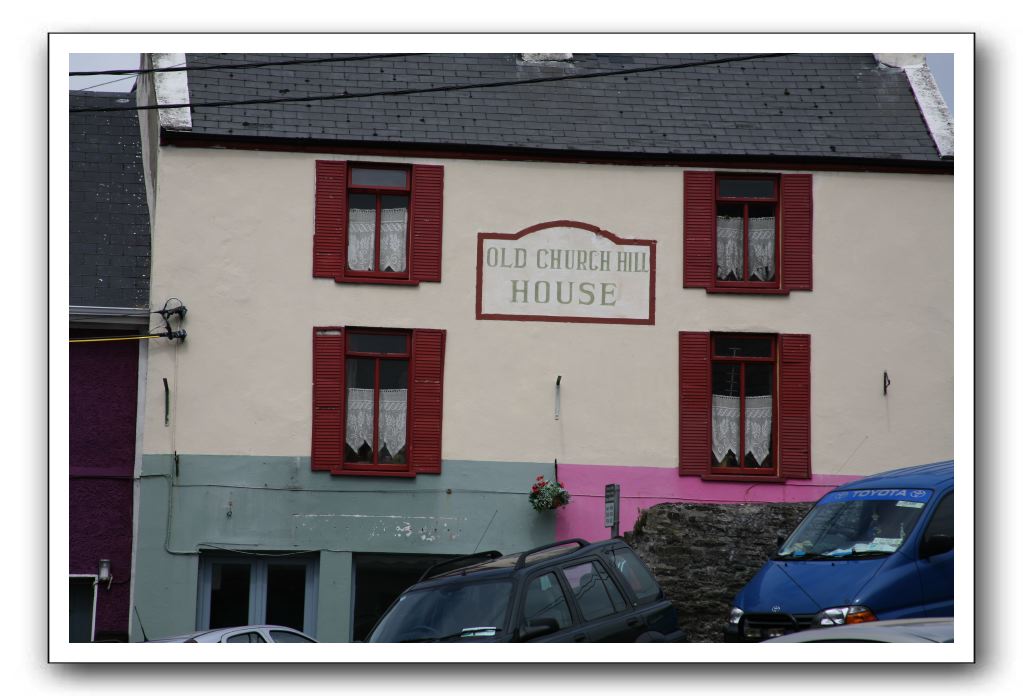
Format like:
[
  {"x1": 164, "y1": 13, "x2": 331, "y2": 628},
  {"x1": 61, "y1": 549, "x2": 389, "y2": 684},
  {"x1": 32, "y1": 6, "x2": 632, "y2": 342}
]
[
  {"x1": 763, "y1": 618, "x2": 953, "y2": 643},
  {"x1": 148, "y1": 624, "x2": 317, "y2": 643}
]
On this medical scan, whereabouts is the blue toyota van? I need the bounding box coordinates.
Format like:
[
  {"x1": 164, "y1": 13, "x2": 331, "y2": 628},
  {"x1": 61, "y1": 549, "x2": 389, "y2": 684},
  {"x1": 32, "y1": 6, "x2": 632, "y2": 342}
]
[{"x1": 724, "y1": 461, "x2": 954, "y2": 642}]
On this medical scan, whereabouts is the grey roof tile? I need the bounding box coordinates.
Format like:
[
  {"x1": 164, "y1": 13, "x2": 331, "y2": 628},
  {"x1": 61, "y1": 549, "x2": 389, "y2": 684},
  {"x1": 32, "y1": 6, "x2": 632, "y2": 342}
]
[
  {"x1": 180, "y1": 53, "x2": 943, "y2": 163},
  {"x1": 69, "y1": 91, "x2": 151, "y2": 309}
]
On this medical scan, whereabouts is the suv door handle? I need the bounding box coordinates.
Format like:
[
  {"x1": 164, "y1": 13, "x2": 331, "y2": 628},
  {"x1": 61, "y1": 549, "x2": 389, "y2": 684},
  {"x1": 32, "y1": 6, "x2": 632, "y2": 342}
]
[{"x1": 627, "y1": 618, "x2": 641, "y2": 627}]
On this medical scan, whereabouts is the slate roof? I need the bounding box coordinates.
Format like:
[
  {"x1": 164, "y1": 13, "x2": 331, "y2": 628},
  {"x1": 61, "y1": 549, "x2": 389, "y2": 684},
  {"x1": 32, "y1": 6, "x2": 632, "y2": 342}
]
[
  {"x1": 180, "y1": 53, "x2": 946, "y2": 165},
  {"x1": 70, "y1": 91, "x2": 151, "y2": 309}
]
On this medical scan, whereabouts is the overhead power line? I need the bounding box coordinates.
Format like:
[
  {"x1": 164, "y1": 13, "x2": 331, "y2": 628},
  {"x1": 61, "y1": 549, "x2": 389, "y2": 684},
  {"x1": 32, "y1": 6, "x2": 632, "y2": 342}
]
[
  {"x1": 68, "y1": 53, "x2": 425, "y2": 77},
  {"x1": 69, "y1": 53, "x2": 792, "y2": 114}
]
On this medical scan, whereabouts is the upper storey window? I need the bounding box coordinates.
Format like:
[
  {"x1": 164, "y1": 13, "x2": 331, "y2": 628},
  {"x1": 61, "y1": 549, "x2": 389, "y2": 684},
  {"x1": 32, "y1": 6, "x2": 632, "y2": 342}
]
[
  {"x1": 313, "y1": 161, "x2": 444, "y2": 285},
  {"x1": 683, "y1": 171, "x2": 812, "y2": 294}
]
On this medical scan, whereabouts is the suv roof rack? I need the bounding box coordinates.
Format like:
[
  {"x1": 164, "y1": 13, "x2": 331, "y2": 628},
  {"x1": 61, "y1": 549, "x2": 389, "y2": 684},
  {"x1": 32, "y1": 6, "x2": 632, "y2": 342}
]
[
  {"x1": 514, "y1": 538, "x2": 590, "y2": 570},
  {"x1": 418, "y1": 550, "x2": 503, "y2": 582}
]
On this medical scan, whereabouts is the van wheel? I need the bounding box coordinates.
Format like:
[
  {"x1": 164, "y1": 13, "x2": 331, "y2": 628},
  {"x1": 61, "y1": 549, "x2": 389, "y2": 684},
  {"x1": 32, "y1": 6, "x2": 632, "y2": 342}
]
[{"x1": 635, "y1": 631, "x2": 666, "y2": 642}]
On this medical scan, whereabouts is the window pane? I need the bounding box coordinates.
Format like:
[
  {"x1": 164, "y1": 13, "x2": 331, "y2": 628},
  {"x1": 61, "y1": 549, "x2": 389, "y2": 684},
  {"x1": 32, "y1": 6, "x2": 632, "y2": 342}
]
[
  {"x1": 380, "y1": 194, "x2": 408, "y2": 273},
  {"x1": 714, "y1": 336, "x2": 773, "y2": 358},
  {"x1": 744, "y1": 363, "x2": 773, "y2": 468},
  {"x1": 378, "y1": 360, "x2": 409, "y2": 464},
  {"x1": 609, "y1": 548, "x2": 661, "y2": 605},
  {"x1": 346, "y1": 358, "x2": 375, "y2": 463},
  {"x1": 270, "y1": 630, "x2": 316, "y2": 643},
  {"x1": 352, "y1": 167, "x2": 408, "y2": 188},
  {"x1": 716, "y1": 203, "x2": 743, "y2": 281},
  {"x1": 748, "y1": 203, "x2": 776, "y2": 282},
  {"x1": 522, "y1": 572, "x2": 573, "y2": 632},
  {"x1": 719, "y1": 178, "x2": 775, "y2": 198},
  {"x1": 347, "y1": 193, "x2": 376, "y2": 271},
  {"x1": 712, "y1": 364, "x2": 740, "y2": 468},
  {"x1": 226, "y1": 632, "x2": 265, "y2": 643},
  {"x1": 563, "y1": 562, "x2": 619, "y2": 621},
  {"x1": 349, "y1": 333, "x2": 408, "y2": 355},
  {"x1": 266, "y1": 564, "x2": 307, "y2": 631},
  {"x1": 209, "y1": 563, "x2": 251, "y2": 629},
  {"x1": 69, "y1": 578, "x2": 95, "y2": 643}
]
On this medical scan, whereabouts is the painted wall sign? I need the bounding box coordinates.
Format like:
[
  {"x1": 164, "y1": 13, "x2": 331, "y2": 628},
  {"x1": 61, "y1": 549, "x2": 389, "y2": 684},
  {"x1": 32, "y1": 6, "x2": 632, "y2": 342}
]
[{"x1": 476, "y1": 220, "x2": 656, "y2": 324}]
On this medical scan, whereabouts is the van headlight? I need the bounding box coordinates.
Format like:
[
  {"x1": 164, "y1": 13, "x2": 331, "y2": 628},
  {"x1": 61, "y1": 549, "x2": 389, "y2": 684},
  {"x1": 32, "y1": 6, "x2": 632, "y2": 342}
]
[
  {"x1": 812, "y1": 605, "x2": 877, "y2": 626},
  {"x1": 728, "y1": 607, "x2": 744, "y2": 625}
]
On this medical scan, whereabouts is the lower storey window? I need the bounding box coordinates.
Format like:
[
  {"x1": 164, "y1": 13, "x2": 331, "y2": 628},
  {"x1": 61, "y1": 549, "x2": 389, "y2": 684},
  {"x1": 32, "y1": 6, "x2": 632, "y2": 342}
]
[
  {"x1": 345, "y1": 331, "x2": 409, "y2": 467},
  {"x1": 679, "y1": 331, "x2": 811, "y2": 480},
  {"x1": 197, "y1": 554, "x2": 318, "y2": 635},
  {"x1": 69, "y1": 576, "x2": 96, "y2": 643},
  {"x1": 711, "y1": 335, "x2": 775, "y2": 471}
]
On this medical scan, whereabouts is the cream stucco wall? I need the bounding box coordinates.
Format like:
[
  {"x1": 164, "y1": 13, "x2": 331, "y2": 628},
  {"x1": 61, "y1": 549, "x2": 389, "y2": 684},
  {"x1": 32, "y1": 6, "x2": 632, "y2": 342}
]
[{"x1": 142, "y1": 148, "x2": 953, "y2": 477}]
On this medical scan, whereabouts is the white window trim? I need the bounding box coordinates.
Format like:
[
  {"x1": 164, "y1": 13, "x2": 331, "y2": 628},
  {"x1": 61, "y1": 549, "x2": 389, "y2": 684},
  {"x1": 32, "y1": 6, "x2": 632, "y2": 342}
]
[
  {"x1": 69, "y1": 574, "x2": 98, "y2": 642},
  {"x1": 196, "y1": 555, "x2": 318, "y2": 636}
]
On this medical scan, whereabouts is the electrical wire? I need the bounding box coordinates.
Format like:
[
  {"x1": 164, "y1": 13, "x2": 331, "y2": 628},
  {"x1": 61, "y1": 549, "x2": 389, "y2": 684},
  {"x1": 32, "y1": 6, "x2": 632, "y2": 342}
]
[
  {"x1": 68, "y1": 53, "x2": 424, "y2": 77},
  {"x1": 72, "y1": 73, "x2": 139, "y2": 91},
  {"x1": 69, "y1": 53, "x2": 792, "y2": 114}
]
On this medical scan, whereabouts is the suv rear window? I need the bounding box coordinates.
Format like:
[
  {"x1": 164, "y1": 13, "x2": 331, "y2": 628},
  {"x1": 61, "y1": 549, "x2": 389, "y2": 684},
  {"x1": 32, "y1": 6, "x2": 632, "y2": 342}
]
[
  {"x1": 563, "y1": 561, "x2": 627, "y2": 621},
  {"x1": 368, "y1": 580, "x2": 513, "y2": 642},
  {"x1": 608, "y1": 547, "x2": 661, "y2": 604}
]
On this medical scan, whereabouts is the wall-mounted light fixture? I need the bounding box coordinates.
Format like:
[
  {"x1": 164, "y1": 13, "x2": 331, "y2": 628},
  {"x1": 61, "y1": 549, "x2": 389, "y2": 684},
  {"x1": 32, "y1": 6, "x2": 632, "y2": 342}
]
[
  {"x1": 555, "y1": 375, "x2": 562, "y2": 420},
  {"x1": 97, "y1": 559, "x2": 113, "y2": 590}
]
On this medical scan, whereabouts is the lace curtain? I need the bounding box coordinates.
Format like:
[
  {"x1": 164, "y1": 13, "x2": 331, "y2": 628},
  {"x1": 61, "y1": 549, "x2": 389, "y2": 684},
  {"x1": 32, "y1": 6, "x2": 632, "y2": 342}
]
[
  {"x1": 346, "y1": 388, "x2": 408, "y2": 457},
  {"x1": 347, "y1": 206, "x2": 408, "y2": 272},
  {"x1": 716, "y1": 215, "x2": 775, "y2": 281},
  {"x1": 711, "y1": 394, "x2": 773, "y2": 465}
]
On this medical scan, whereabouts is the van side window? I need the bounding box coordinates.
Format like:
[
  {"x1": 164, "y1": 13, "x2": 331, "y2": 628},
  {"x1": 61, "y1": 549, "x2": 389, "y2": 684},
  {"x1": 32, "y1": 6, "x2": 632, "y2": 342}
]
[
  {"x1": 608, "y1": 547, "x2": 661, "y2": 605},
  {"x1": 923, "y1": 493, "x2": 954, "y2": 543}
]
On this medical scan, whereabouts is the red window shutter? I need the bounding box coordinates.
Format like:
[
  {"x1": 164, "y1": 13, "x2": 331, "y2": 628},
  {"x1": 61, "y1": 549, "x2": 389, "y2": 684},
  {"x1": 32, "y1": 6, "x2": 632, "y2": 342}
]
[
  {"x1": 780, "y1": 174, "x2": 813, "y2": 291},
  {"x1": 314, "y1": 160, "x2": 348, "y2": 279},
  {"x1": 683, "y1": 171, "x2": 715, "y2": 289},
  {"x1": 410, "y1": 164, "x2": 444, "y2": 283},
  {"x1": 311, "y1": 327, "x2": 345, "y2": 470},
  {"x1": 679, "y1": 331, "x2": 711, "y2": 476},
  {"x1": 778, "y1": 333, "x2": 811, "y2": 479},
  {"x1": 409, "y1": 329, "x2": 446, "y2": 474}
]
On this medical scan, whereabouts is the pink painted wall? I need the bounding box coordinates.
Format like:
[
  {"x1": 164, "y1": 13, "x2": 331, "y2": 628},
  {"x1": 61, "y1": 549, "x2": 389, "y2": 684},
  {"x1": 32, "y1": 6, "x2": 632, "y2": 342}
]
[{"x1": 553, "y1": 463, "x2": 860, "y2": 542}]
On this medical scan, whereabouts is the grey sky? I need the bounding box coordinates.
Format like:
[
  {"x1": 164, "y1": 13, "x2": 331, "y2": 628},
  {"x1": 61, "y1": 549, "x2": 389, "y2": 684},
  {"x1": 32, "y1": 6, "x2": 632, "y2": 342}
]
[{"x1": 68, "y1": 52, "x2": 955, "y2": 116}]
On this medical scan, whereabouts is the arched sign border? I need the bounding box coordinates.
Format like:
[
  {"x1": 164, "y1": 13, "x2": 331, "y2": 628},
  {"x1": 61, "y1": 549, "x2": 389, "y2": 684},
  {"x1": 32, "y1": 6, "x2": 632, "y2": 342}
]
[{"x1": 475, "y1": 220, "x2": 656, "y2": 325}]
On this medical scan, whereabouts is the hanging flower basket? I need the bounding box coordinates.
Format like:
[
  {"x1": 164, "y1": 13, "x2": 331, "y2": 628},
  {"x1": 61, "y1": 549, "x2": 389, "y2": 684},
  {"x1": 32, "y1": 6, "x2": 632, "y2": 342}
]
[{"x1": 529, "y1": 475, "x2": 571, "y2": 512}]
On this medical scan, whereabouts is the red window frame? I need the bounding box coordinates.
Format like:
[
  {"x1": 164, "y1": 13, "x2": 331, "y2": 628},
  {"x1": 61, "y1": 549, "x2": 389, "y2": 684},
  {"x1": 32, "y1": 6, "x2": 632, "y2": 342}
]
[
  {"x1": 344, "y1": 164, "x2": 413, "y2": 281},
  {"x1": 709, "y1": 333, "x2": 778, "y2": 477},
  {"x1": 679, "y1": 331, "x2": 811, "y2": 482},
  {"x1": 683, "y1": 171, "x2": 812, "y2": 295},
  {"x1": 341, "y1": 328, "x2": 413, "y2": 475},
  {"x1": 713, "y1": 174, "x2": 780, "y2": 290}
]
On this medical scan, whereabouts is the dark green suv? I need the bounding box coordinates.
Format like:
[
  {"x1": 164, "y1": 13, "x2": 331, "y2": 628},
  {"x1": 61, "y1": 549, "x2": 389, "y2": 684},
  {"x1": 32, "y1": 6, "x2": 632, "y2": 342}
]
[{"x1": 366, "y1": 539, "x2": 685, "y2": 643}]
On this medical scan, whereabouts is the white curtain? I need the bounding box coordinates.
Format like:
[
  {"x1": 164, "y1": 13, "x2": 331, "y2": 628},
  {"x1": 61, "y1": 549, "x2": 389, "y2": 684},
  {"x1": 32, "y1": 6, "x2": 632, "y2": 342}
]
[
  {"x1": 346, "y1": 206, "x2": 408, "y2": 272},
  {"x1": 712, "y1": 394, "x2": 773, "y2": 465},
  {"x1": 716, "y1": 216, "x2": 743, "y2": 280},
  {"x1": 347, "y1": 207, "x2": 375, "y2": 271},
  {"x1": 716, "y1": 215, "x2": 776, "y2": 281},
  {"x1": 346, "y1": 388, "x2": 408, "y2": 457},
  {"x1": 748, "y1": 216, "x2": 775, "y2": 281},
  {"x1": 379, "y1": 206, "x2": 408, "y2": 272}
]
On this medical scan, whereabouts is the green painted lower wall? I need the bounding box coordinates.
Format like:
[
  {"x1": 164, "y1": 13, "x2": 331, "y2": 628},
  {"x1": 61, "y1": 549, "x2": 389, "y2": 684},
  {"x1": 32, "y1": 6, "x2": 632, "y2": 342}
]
[{"x1": 130, "y1": 455, "x2": 556, "y2": 642}]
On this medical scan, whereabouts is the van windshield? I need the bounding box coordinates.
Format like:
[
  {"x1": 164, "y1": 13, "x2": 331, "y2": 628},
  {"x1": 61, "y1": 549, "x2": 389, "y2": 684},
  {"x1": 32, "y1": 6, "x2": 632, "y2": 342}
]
[
  {"x1": 367, "y1": 580, "x2": 512, "y2": 642},
  {"x1": 777, "y1": 488, "x2": 933, "y2": 559}
]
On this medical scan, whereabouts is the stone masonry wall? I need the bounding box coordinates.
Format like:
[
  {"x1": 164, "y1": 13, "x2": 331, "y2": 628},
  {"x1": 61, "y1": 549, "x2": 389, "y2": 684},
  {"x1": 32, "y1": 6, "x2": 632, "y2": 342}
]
[{"x1": 625, "y1": 502, "x2": 813, "y2": 643}]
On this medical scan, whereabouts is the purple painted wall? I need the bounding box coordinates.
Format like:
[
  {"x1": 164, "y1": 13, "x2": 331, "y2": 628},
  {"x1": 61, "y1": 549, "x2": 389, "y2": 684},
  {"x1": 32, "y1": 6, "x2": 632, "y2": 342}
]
[
  {"x1": 553, "y1": 463, "x2": 860, "y2": 542},
  {"x1": 69, "y1": 333, "x2": 139, "y2": 641}
]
